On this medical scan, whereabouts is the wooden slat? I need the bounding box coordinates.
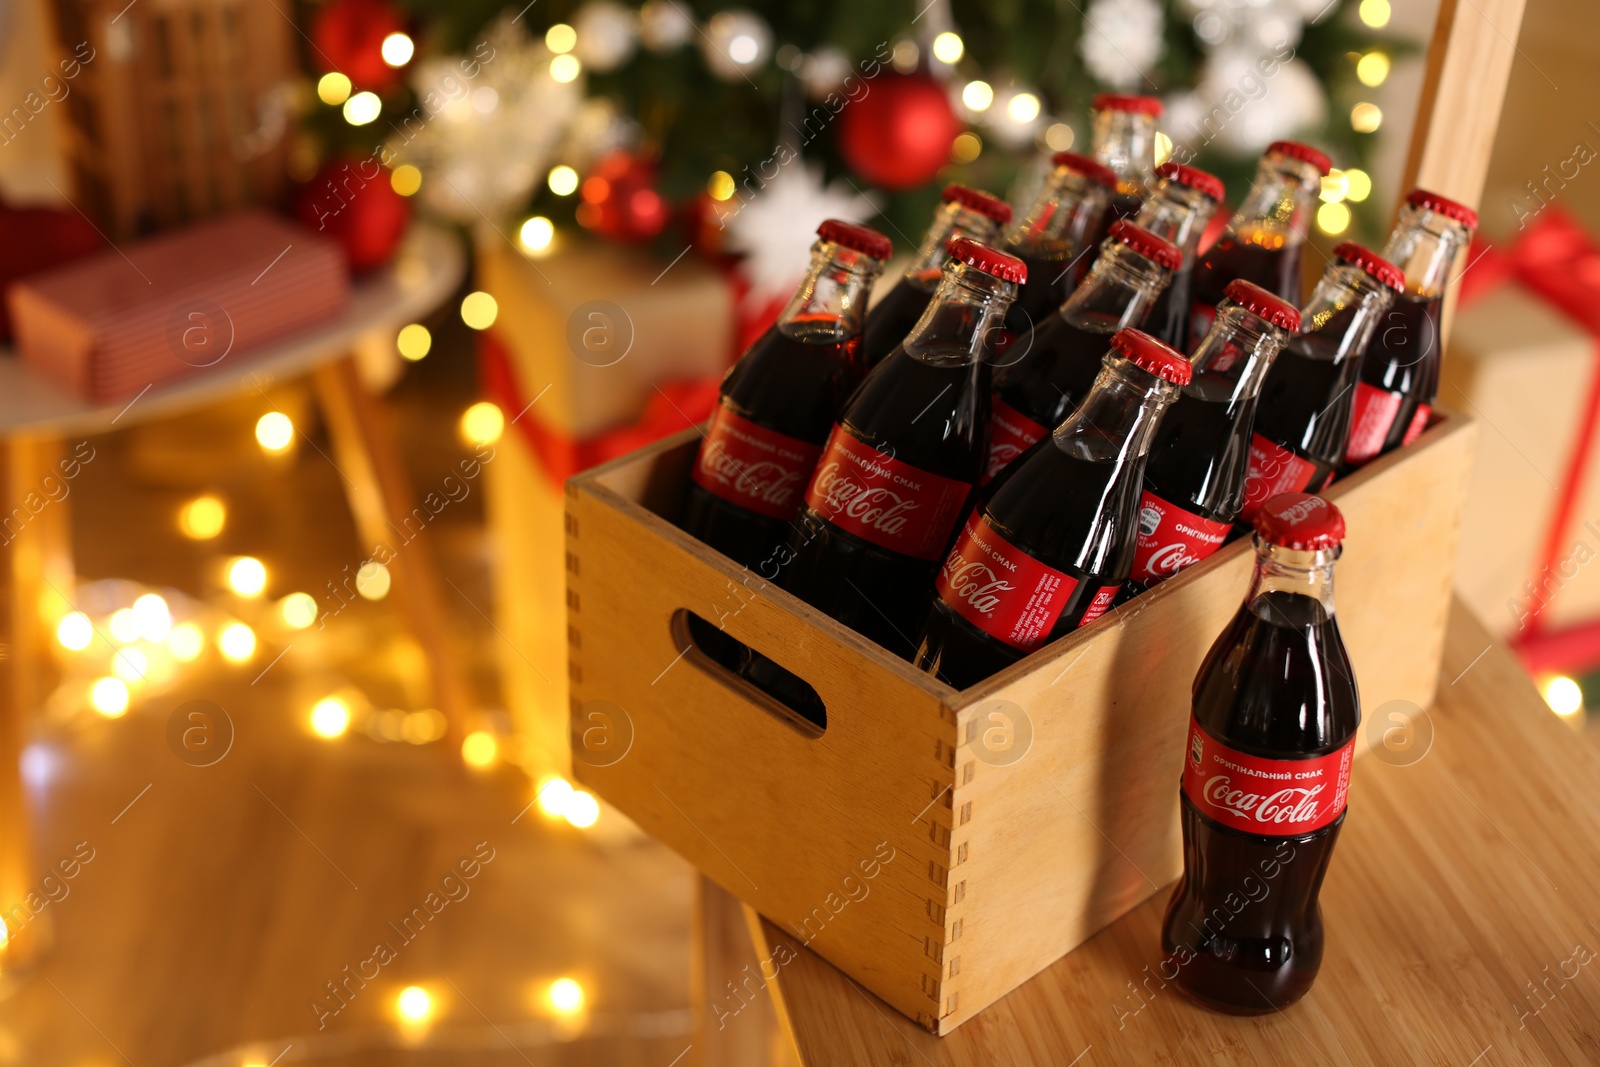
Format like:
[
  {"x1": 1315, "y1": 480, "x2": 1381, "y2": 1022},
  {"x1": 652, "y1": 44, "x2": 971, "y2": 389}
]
[{"x1": 753, "y1": 598, "x2": 1600, "y2": 1066}]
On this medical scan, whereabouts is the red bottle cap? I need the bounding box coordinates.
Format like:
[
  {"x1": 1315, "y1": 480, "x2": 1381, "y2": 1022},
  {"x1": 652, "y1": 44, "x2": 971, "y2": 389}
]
[
  {"x1": 1222, "y1": 279, "x2": 1301, "y2": 331},
  {"x1": 942, "y1": 184, "x2": 1013, "y2": 225},
  {"x1": 1405, "y1": 188, "x2": 1479, "y2": 231},
  {"x1": 1110, "y1": 328, "x2": 1191, "y2": 386},
  {"x1": 1108, "y1": 219, "x2": 1181, "y2": 271},
  {"x1": 1155, "y1": 162, "x2": 1225, "y2": 203},
  {"x1": 1254, "y1": 493, "x2": 1345, "y2": 551},
  {"x1": 1266, "y1": 140, "x2": 1332, "y2": 176},
  {"x1": 948, "y1": 237, "x2": 1027, "y2": 283},
  {"x1": 817, "y1": 219, "x2": 892, "y2": 261},
  {"x1": 1051, "y1": 151, "x2": 1119, "y2": 190},
  {"x1": 1093, "y1": 92, "x2": 1164, "y2": 117},
  {"x1": 1334, "y1": 241, "x2": 1405, "y2": 293}
]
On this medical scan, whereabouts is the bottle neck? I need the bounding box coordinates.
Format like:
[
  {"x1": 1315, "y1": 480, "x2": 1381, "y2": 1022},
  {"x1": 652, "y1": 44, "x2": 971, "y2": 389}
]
[
  {"x1": 1381, "y1": 203, "x2": 1472, "y2": 300},
  {"x1": 1189, "y1": 304, "x2": 1284, "y2": 405},
  {"x1": 1060, "y1": 242, "x2": 1170, "y2": 326},
  {"x1": 904, "y1": 261, "x2": 1018, "y2": 367},
  {"x1": 1223, "y1": 152, "x2": 1323, "y2": 250},
  {"x1": 1135, "y1": 183, "x2": 1218, "y2": 265},
  {"x1": 1091, "y1": 110, "x2": 1158, "y2": 195},
  {"x1": 905, "y1": 202, "x2": 1003, "y2": 286},
  {"x1": 1245, "y1": 541, "x2": 1338, "y2": 617},
  {"x1": 776, "y1": 239, "x2": 882, "y2": 341},
  {"x1": 1296, "y1": 264, "x2": 1395, "y2": 363},
  {"x1": 1004, "y1": 168, "x2": 1112, "y2": 262},
  {"x1": 1052, "y1": 354, "x2": 1181, "y2": 463}
]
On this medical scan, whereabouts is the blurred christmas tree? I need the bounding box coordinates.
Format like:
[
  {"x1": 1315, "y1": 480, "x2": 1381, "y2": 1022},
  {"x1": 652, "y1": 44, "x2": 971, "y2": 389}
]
[{"x1": 293, "y1": 0, "x2": 1415, "y2": 278}]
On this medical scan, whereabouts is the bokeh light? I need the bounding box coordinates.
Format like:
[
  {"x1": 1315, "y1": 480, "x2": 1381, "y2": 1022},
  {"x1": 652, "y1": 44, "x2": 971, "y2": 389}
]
[
  {"x1": 255, "y1": 412, "x2": 294, "y2": 453},
  {"x1": 57, "y1": 612, "x2": 93, "y2": 651},
  {"x1": 462, "y1": 730, "x2": 498, "y2": 768},
  {"x1": 546, "y1": 24, "x2": 577, "y2": 52},
  {"x1": 1543, "y1": 675, "x2": 1583, "y2": 717},
  {"x1": 460, "y1": 292, "x2": 499, "y2": 330},
  {"x1": 381, "y1": 32, "x2": 415, "y2": 67},
  {"x1": 1356, "y1": 51, "x2": 1390, "y2": 87},
  {"x1": 228, "y1": 557, "x2": 268, "y2": 598},
  {"x1": 391, "y1": 164, "x2": 423, "y2": 197},
  {"x1": 931, "y1": 32, "x2": 963, "y2": 64},
  {"x1": 547, "y1": 977, "x2": 585, "y2": 1014},
  {"x1": 316, "y1": 72, "x2": 352, "y2": 106},
  {"x1": 168, "y1": 622, "x2": 205, "y2": 662},
  {"x1": 397, "y1": 323, "x2": 432, "y2": 361},
  {"x1": 108, "y1": 608, "x2": 140, "y2": 644},
  {"x1": 91, "y1": 677, "x2": 129, "y2": 717},
  {"x1": 962, "y1": 80, "x2": 993, "y2": 111},
  {"x1": 460, "y1": 402, "x2": 505, "y2": 446},
  {"x1": 343, "y1": 91, "x2": 381, "y2": 126},
  {"x1": 1317, "y1": 201, "x2": 1352, "y2": 235},
  {"x1": 132, "y1": 593, "x2": 171, "y2": 642},
  {"x1": 312, "y1": 696, "x2": 352, "y2": 738},
  {"x1": 519, "y1": 216, "x2": 555, "y2": 254},
  {"x1": 218, "y1": 622, "x2": 256, "y2": 662},
  {"x1": 397, "y1": 985, "x2": 434, "y2": 1023},
  {"x1": 548, "y1": 165, "x2": 580, "y2": 196},
  {"x1": 280, "y1": 592, "x2": 319, "y2": 629},
  {"x1": 356, "y1": 562, "x2": 392, "y2": 601},
  {"x1": 179, "y1": 494, "x2": 226, "y2": 540}
]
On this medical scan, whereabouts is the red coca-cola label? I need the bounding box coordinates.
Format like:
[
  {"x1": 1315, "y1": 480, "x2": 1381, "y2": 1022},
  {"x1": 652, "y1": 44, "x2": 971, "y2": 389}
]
[
  {"x1": 1182, "y1": 717, "x2": 1354, "y2": 836},
  {"x1": 1080, "y1": 585, "x2": 1118, "y2": 625},
  {"x1": 1240, "y1": 434, "x2": 1319, "y2": 523},
  {"x1": 1344, "y1": 382, "x2": 1403, "y2": 465},
  {"x1": 806, "y1": 426, "x2": 972, "y2": 560},
  {"x1": 984, "y1": 397, "x2": 1048, "y2": 483},
  {"x1": 692, "y1": 405, "x2": 824, "y2": 520},
  {"x1": 935, "y1": 513, "x2": 1106, "y2": 651},
  {"x1": 1401, "y1": 403, "x2": 1431, "y2": 446},
  {"x1": 1130, "y1": 491, "x2": 1232, "y2": 585}
]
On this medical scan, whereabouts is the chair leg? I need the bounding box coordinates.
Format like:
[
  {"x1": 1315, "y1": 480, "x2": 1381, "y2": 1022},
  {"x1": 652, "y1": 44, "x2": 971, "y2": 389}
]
[{"x1": 311, "y1": 356, "x2": 474, "y2": 746}]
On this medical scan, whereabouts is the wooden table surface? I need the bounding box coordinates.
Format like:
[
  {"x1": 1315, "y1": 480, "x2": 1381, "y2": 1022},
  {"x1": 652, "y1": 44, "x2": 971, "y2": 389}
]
[{"x1": 740, "y1": 600, "x2": 1600, "y2": 1066}]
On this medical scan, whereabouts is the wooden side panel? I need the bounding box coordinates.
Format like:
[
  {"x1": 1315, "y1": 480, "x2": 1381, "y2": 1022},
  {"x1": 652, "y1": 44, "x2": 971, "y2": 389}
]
[
  {"x1": 567, "y1": 435, "x2": 959, "y2": 1030},
  {"x1": 937, "y1": 411, "x2": 1478, "y2": 1033}
]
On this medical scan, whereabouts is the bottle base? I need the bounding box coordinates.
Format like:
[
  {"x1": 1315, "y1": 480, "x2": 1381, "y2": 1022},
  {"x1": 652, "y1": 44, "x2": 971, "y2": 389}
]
[{"x1": 1170, "y1": 979, "x2": 1309, "y2": 1016}]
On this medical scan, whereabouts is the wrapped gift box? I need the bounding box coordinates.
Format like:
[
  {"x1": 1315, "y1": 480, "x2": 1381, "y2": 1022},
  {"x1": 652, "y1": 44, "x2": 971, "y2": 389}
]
[
  {"x1": 7, "y1": 210, "x2": 349, "y2": 403},
  {"x1": 478, "y1": 238, "x2": 738, "y2": 773},
  {"x1": 1444, "y1": 213, "x2": 1600, "y2": 651}
]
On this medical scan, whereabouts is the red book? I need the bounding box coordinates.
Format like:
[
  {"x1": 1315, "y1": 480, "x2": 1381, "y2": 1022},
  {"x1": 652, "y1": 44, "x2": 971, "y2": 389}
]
[{"x1": 8, "y1": 210, "x2": 351, "y2": 403}]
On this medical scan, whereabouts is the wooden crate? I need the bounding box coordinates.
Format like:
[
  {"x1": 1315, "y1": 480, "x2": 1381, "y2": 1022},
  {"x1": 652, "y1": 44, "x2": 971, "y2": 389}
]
[{"x1": 565, "y1": 408, "x2": 1477, "y2": 1034}]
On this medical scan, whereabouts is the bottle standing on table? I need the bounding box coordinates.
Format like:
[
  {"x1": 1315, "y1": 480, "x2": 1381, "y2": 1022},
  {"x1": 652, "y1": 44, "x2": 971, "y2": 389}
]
[
  {"x1": 1188, "y1": 141, "x2": 1330, "y2": 348},
  {"x1": 1240, "y1": 243, "x2": 1401, "y2": 524},
  {"x1": 988, "y1": 220, "x2": 1179, "y2": 483},
  {"x1": 997, "y1": 152, "x2": 1118, "y2": 345},
  {"x1": 916, "y1": 329, "x2": 1191, "y2": 689},
  {"x1": 860, "y1": 184, "x2": 1012, "y2": 369},
  {"x1": 780, "y1": 239, "x2": 1026, "y2": 659},
  {"x1": 1090, "y1": 93, "x2": 1164, "y2": 221},
  {"x1": 1342, "y1": 189, "x2": 1477, "y2": 468},
  {"x1": 1161, "y1": 492, "x2": 1359, "y2": 1015},
  {"x1": 681, "y1": 219, "x2": 892, "y2": 573},
  {"x1": 1135, "y1": 162, "x2": 1226, "y2": 353},
  {"x1": 1130, "y1": 281, "x2": 1301, "y2": 591}
]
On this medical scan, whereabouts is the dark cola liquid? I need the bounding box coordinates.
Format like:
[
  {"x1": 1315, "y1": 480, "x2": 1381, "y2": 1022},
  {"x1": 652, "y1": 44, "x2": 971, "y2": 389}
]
[
  {"x1": 1361, "y1": 294, "x2": 1442, "y2": 457},
  {"x1": 781, "y1": 348, "x2": 989, "y2": 659},
  {"x1": 1144, "y1": 262, "x2": 1196, "y2": 353},
  {"x1": 916, "y1": 434, "x2": 1137, "y2": 688},
  {"x1": 681, "y1": 317, "x2": 865, "y2": 573},
  {"x1": 1162, "y1": 589, "x2": 1359, "y2": 1014},
  {"x1": 1251, "y1": 313, "x2": 1366, "y2": 490},
  {"x1": 861, "y1": 272, "x2": 938, "y2": 369},
  {"x1": 1008, "y1": 251, "x2": 1078, "y2": 338},
  {"x1": 1190, "y1": 236, "x2": 1302, "y2": 349},
  {"x1": 1144, "y1": 372, "x2": 1254, "y2": 524},
  {"x1": 993, "y1": 310, "x2": 1121, "y2": 432}
]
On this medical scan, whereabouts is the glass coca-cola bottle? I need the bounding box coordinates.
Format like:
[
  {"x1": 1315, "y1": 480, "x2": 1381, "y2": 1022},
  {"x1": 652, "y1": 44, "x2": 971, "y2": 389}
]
[
  {"x1": 1090, "y1": 93, "x2": 1163, "y2": 221},
  {"x1": 682, "y1": 219, "x2": 891, "y2": 571},
  {"x1": 1342, "y1": 189, "x2": 1477, "y2": 468},
  {"x1": 1188, "y1": 141, "x2": 1330, "y2": 348},
  {"x1": 1161, "y1": 492, "x2": 1358, "y2": 1015},
  {"x1": 1130, "y1": 281, "x2": 1301, "y2": 589},
  {"x1": 779, "y1": 239, "x2": 1025, "y2": 659},
  {"x1": 861, "y1": 184, "x2": 1012, "y2": 368},
  {"x1": 987, "y1": 220, "x2": 1178, "y2": 482},
  {"x1": 998, "y1": 151, "x2": 1118, "y2": 342},
  {"x1": 1136, "y1": 162, "x2": 1226, "y2": 352},
  {"x1": 1239, "y1": 243, "x2": 1401, "y2": 524},
  {"x1": 915, "y1": 329, "x2": 1191, "y2": 688}
]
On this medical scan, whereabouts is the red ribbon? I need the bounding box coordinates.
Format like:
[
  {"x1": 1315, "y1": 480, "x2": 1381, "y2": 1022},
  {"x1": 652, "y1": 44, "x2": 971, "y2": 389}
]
[{"x1": 1460, "y1": 209, "x2": 1600, "y2": 654}]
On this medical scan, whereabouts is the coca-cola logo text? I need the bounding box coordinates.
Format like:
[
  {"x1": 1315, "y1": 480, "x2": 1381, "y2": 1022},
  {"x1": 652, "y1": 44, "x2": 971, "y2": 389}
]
[
  {"x1": 1202, "y1": 775, "x2": 1325, "y2": 826},
  {"x1": 699, "y1": 448, "x2": 804, "y2": 508},
  {"x1": 1277, "y1": 496, "x2": 1327, "y2": 527},
  {"x1": 811, "y1": 462, "x2": 917, "y2": 534},
  {"x1": 939, "y1": 556, "x2": 1016, "y2": 616}
]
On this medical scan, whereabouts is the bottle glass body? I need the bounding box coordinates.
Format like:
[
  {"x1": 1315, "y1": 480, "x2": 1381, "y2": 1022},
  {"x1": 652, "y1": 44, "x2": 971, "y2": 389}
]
[
  {"x1": 1189, "y1": 151, "x2": 1322, "y2": 347},
  {"x1": 1137, "y1": 182, "x2": 1221, "y2": 352},
  {"x1": 1344, "y1": 202, "x2": 1471, "y2": 466},
  {"x1": 1001, "y1": 166, "x2": 1114, "y2": 341},
  {"x1": 1092, "y1": 108, "x2": 1159, "y2": 221},
  {"x1": 1243, "y1": 266, "x2": 1394, "y2": 522},
  {"x1": 1161, "y1": 540, "x2": 1358, "y2": 1015},
  {"x1": 862, "y1": 201, "x2": 1002, "y2": 367},
  {"x1": 988, "y1": 242, "x2": 1170, "y2": 482},
  {"x1": 782, "y1": 261, "x2": 1017, "y2": 659},
  {"x1": 916, "y1": 354, "x2": 1180, "y2": 688}
]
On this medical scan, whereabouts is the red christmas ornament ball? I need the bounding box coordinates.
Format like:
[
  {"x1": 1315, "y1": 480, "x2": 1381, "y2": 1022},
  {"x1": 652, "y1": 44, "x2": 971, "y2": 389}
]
[
  {"x1": 311, "y1": 0, "x2": 407, "y2": 90},
  {"x1": 294, "y1": 157, "x2": 411, "y2": 273},
  {"x1": 577, "y1": 152, "x2": 669, "y2": 242},
  {"x1": 837, "y1": 72, "x2": 963, "y2": 191}
]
